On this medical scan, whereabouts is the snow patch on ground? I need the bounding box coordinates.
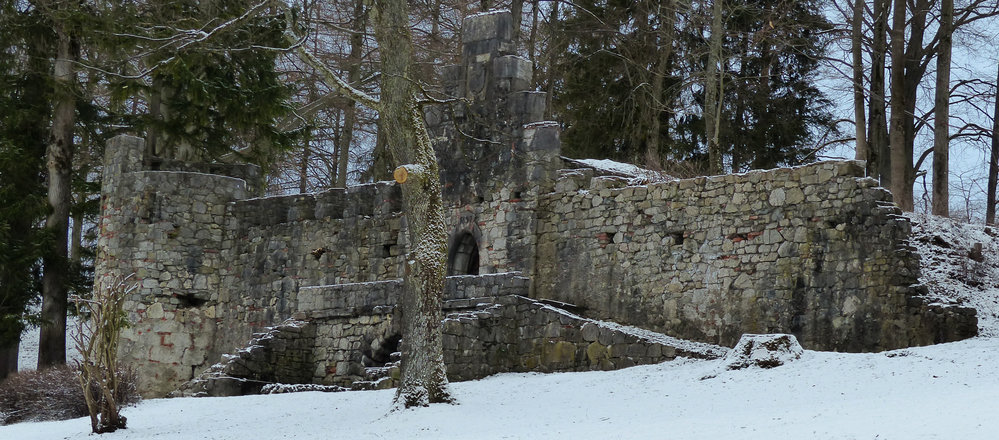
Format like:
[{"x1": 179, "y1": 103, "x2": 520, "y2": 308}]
[{"x1": 17, "y1": 316, "x2": 82, "y2": 371}]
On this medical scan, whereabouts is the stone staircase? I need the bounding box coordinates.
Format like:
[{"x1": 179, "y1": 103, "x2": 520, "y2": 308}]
[{"x1": 175, "y1": 274, "x2": 729, "y2": 397}]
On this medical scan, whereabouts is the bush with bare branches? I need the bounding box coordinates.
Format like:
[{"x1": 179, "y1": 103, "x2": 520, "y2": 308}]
[{"x1": 72, "y1": 274, "x2": 136, "y2": 433}]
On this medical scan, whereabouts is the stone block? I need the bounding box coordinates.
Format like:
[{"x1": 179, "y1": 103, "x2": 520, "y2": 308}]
[{"x1": 462, "y1": 11, "x2": 513, "y2": 43}]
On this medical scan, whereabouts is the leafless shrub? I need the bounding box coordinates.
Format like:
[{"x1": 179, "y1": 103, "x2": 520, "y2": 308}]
[
  {"x1": 72, "y1": 274, "x2": 137, "y2": 433},
  {"x1": 0, "y1": 365, "x2": 87, "y2": 425}
]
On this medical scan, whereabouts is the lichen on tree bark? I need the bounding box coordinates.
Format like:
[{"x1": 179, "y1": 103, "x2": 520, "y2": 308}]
[{"x1": 373, "y1": 0, "x2": 454, "y2": 408}]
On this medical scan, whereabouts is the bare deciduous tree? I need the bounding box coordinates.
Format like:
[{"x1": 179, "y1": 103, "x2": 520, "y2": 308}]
[
  {"x1": 38, "y1": 0, "x2": 78, "y2": 368},
  {"x1": 704, "y1": 0, "x2": 725, "y2": 174},
  {"x1": 932, "y1": 0, "x2": 954, "y2": 216}
]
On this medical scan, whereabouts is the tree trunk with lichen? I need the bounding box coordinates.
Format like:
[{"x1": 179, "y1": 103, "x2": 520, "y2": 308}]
[{"x1": 374, "y1": 0, "x2": 454, "y2": 408}]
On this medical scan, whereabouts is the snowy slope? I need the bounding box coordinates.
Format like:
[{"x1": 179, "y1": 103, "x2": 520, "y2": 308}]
[{"x1": 907, "y1": 213, "x2": 999, "y2": 336}]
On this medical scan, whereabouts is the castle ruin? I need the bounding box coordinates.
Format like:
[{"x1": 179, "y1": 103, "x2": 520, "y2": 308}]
[{"x1": 95, "y1": 11, "x2": 977, "y2": 397}]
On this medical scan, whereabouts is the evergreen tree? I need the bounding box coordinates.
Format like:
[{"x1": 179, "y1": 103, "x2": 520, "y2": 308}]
[
  {"x1": 549, "y1": 0, "x2": 836, "y2": 172},
  {"x1": 715, "y1": 0, "x2": 835, "y2": 171},
  {"x1": 120, "y1": 0, "x2": 299, "y2": 167},
  {"x1": 0, "y1": 2, "x2": 52, "y2": 377},
  {"x1": 550, "y1": 0, "x2": 680, "y2": 162}
]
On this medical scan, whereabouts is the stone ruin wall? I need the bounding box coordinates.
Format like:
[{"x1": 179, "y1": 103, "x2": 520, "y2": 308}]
[
  {"x1": 100, "y1": 133, "x2": 977, "y2": 397},
  {"x1": 98, "y1": 136, "x2": 248, "y2": 396},
  {"x1": 95, "y1": 11, "x2": 977, "y2": 397},
  {"x1": 534, "y1": 162, "x2": 977, "y2": 352}
]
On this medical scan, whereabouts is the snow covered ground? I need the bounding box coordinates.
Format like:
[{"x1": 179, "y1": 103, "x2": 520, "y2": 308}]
[
  {"x1": 4, "y1": 337, "x2": 999, "y2": 439},
  {"x1": 4, "y1": 213, "x2": 999, "y2": 439}
]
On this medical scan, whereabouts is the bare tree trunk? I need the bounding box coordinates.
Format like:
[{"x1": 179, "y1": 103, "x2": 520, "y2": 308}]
[
  {"x1": 888, "y1": 0, "x2": 913, "y2": 211},
  {"x1": 869, "y1": 0, "x2": 890, "y2": 183},
  {"x1": 630, "y1": 1, "x2": 654, "y2": 157},
  {"x1": 704, "y1": 0, "x2": 725, "y2": 174},
  {"x1": 543, "y1": 0, "x2": 559, "y2": 119},
  {"x1": 899, "y1": 0, "x2": 930, "y2": 209},
  {"x1": 528, "y1": 0, "x2": 539, "y2": 67},
  {"x1": 145, "y1": 77, "x2": 162, "y2": 164},
  {"x1": 337, "y1": 0, "x2": 367, "y2": 188},
  {"x1": 931, "y1": 0, "x2": 953, "y2": 216},
  {"x1": 370, "y1": 117, "x2": 393, "y2": 182},
  {"x1": 987, "y1": 60, "x2": 999, "y2": 225},
  {"x1": 852, "y1": 0, "x2": 868, "y2": 162},
  {"x1": 646, "y1": 1, "x2": 676, "y2": 166},
  {"x1": 511, "y1": 0, "x2": 524, "y2": 42},
  {"x1": 299, "y1": 137, "x2": 311, "y2": 193},
  {"x1": 373, "y1": 0, "x2": 454, "y2": 408},
  {"x1": 39, "y1": 23, "x2": 77, "y2": 368}
]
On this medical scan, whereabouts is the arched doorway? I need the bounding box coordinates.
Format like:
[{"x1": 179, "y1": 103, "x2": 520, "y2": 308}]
[{"x1": 447, "y1": 232, "x2": 480, "y2": 275}]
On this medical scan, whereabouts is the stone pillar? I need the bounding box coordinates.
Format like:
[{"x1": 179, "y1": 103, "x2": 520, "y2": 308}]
[{"x1": 431, "y1": 10, "x2": 562, "y2": 284}]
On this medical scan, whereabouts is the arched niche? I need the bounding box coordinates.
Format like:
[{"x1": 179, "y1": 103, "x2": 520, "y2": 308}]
[{"x1": 447, "y1": 232, "x2": 480, "y2": 275}]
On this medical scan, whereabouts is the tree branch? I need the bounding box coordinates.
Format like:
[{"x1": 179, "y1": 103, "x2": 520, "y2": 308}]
[{"x1": 279, "y1": 7, "x2": 380, "y2": 111}]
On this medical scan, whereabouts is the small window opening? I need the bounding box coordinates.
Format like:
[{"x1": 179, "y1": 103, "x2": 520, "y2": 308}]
[{"x1": 176, "y1": 293, "x2": 207, "y2": 309}]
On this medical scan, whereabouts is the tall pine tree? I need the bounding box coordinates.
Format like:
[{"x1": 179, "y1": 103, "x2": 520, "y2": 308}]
[{"x1": 0, "y1": 2, "x2": 53, "y2": 377}]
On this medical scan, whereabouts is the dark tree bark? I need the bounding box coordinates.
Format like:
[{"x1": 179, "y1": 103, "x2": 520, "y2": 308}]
[
  {"x1": 645, "y1": 0, "x2": 677, "y2": 166},
  {"x1": 704, "y1": 0, "x2": 725, "y2": 174},
  {"x1": 511, "y1": 0, "x2": 524, "y2": 42},
  {"x1": 528, "y1": 0, "x2": 539, "y2": 67},
  {"x1": 542, "y1": 0, "x2": 559, "y2": 119},
  {"x1": 932, "y1": 0, "x2": 953, "y2": 216},
  {"x1": 898, "y1": 0, "x2": 931, "y2": 210},
  {"x1": 39, "y1": 20, "x2": 77, "y2": 368},
  {"x1": 337, "y1": 0, "x2": 367, "y2": 188},
  {"x1": 299, "y1": 136, "x2": 311, "y2": 193}
]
